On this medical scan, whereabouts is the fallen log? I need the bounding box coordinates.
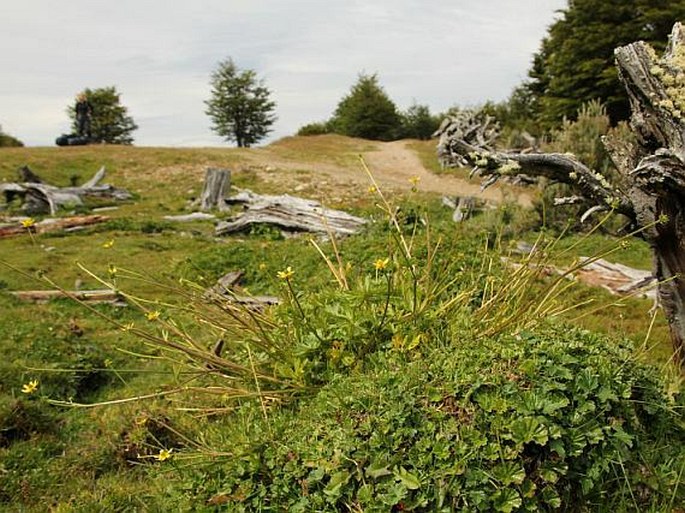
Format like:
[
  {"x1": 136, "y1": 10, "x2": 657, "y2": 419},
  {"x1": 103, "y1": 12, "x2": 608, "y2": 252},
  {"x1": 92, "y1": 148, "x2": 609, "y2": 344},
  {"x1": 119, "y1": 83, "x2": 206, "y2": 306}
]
[
  {"x1": 0, "y1": 214, "x2": 110, "y2": 238},
  {"x1": 10, "y1": 289, "x2": 125, "y2": 305},
  {"x1": 0, "y1": 165, "x2": 131, "y2": 215},
  {"x1": 216, "y1": 190, "x2": 367, "y2": 236},
  {"x1": 204, "y1": 270, "x2": 281, "y2": 309}
]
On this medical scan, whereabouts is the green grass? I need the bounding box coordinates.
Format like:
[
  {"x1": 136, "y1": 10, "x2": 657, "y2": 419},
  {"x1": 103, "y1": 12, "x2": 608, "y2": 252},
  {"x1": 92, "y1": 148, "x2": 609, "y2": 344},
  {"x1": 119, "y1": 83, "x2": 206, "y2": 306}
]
[{"x1": 0, "y1": 140, "x2": 681, "y2": 511}]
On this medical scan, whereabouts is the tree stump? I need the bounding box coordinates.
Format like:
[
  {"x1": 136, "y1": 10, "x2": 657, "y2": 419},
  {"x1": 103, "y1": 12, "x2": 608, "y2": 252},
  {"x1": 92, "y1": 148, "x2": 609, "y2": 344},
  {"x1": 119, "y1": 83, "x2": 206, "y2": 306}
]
[{"x1": 199, "y1": 168, "x2": 231, "y2": 211}]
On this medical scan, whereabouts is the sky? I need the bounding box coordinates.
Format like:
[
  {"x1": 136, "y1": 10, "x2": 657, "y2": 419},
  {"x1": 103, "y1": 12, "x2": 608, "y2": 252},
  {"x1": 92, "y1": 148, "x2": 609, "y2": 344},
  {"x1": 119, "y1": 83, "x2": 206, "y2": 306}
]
[{"x1": 0, "y1": 0, "x2": 566, "y2": 147}]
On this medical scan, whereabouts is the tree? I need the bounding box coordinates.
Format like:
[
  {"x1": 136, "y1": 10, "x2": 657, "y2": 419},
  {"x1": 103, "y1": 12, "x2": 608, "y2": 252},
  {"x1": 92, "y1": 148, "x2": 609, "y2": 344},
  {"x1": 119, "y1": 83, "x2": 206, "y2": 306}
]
[
  {"x1": 528, "y1": 0, "x2": 685, "y2": 128},
  {"x1": 400, "y1": 102, "x2": 441, "y2": 140},
  {"x1": 205, "y1": 59, "x2": 277, "y2": 148},
  {"x1": 0, "y1": 124, "x2": 23, "y2": 147},
  {"x1": 68, "y1": 87, "x2": 138, "y2": 144},
  {"x1": 329, "y1": 73, "x2": 402, "y2": 141},
  {"x1": 436, "y1": 24, "x2": 685, "y2": 369}
]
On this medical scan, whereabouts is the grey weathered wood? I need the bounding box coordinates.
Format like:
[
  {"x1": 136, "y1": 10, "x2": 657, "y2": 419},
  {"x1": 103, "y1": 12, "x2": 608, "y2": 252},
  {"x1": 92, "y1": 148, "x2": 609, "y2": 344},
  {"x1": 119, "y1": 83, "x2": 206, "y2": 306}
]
[
  {"x1": 436, "y1": 23, "x2": 685, "y2": 367},
  {"x1": 0, "y1": 166, "x2": 131, "y2": 215},
  {"x1": 199, "y1": 168, "x2": 231, "y2": 211},
  {"x1": 10, "y1": 289, "x2": 125, "y2": 305},
  {"x1": 0, "y1": 214, "x2": 110, "y2": 238},
  {"x1": 163, "y1": 212, "x2": 217, "y2": 222},
  {"x1": 216, "y1": 189, "x2": 367, "y2": 236}
]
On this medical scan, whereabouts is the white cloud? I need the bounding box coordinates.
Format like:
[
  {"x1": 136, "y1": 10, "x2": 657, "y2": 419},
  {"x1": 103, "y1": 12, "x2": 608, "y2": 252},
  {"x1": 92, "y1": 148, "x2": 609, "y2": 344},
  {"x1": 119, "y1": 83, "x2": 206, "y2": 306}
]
[{"x1": 0, "y1": 0, "x2": 565, "y2": 146}]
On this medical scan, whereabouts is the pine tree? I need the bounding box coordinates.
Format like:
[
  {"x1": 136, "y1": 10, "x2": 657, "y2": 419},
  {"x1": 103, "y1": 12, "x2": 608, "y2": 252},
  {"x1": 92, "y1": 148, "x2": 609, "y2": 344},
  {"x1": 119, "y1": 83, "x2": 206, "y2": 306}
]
[
  {"x1": 205, "y1": 59, "x2": 277, "y2": 148},
  {"x1": 330, "y1": 73, "x2": 402, "y2": 141}
]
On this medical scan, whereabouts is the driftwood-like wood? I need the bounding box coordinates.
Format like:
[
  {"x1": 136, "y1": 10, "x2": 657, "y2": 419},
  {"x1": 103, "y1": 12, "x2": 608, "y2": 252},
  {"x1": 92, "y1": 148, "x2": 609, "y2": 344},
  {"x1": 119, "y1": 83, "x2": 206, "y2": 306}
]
[
  {"x1": 10, "y1": 289, "x2": 125, "y2": 305},
  {"x1": 436, "y1": 23, "x2": 685, "y2": 367},
  {"x1": 442, "y1": 196, "x2": 478, "y2": 222},
  {"x1": 0, "y1": 214, "x2": 110, "y2": 238},
  {"x1": 199, "y1": 168, "x2": 231, "y2": 211},
  {"x1": 0, "y1": 166, "x2": 131, "y2": 215},
  {"x1": 163, "y1": 212, "x2": 217, "y2": 222},
  {"x1": 216, "y1": 190, "x2": 367, "y2": 237},
  {"x1": 204, "y1": 270, "x2": 281, "y2": 310}
]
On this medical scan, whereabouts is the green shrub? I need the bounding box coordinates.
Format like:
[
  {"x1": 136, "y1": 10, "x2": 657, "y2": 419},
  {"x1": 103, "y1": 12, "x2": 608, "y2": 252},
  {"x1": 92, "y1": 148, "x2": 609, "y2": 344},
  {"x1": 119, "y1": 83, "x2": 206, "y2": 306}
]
[
  {"x1": 297, "y1": 121, "x2": 331, "y2": 136},
  {"x1": 196, "y1": 326, "x2": 684, "y2": 512}
]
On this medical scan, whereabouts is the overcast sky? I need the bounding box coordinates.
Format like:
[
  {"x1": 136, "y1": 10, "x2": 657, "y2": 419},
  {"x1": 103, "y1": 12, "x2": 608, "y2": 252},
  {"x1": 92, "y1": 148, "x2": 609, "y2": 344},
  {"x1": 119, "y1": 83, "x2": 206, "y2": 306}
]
[{"x1": 1, "y1": 0, "x2": 566, "y2": 147}]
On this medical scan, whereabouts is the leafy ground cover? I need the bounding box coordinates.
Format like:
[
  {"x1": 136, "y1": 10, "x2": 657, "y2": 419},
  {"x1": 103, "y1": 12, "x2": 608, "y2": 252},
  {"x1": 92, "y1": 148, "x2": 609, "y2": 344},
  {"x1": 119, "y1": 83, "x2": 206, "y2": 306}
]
[{"x1": 0, "y1": 139, "x2": 681, "y2": 511}]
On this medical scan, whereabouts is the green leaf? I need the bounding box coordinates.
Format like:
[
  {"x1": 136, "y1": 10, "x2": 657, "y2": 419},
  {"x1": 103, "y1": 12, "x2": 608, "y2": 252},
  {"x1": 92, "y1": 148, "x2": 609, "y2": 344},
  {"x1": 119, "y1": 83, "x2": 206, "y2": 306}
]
[
  {"x1": 366, "y1": 461, "x2": 392, "y2": 480},
  {"x1": 324, "y1": 471, "x2": 350, "y2": 499},
  {"x1": 493, "y1": 488, "x2": 522, "y2": 513},
  {"x1": 394, "y1": 466, "x2": 421, "y2": 490}
]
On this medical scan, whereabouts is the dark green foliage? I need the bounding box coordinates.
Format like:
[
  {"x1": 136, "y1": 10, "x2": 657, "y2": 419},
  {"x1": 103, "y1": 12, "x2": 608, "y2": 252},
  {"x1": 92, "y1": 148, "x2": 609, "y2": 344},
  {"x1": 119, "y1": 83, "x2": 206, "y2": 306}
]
[
  {"x1": 329, "y1": 73, "x2": 403, "y2": 141},
  {"x1": 205, "y1": 58, "x2": 277, "y2": 148},
  {"x1": 196, "y1": 327, "x2": 684, "y2": 512},
  {"x1": 0, "y1": 125, "x2": 23, "y2": 147},
  {"x1": 400, "y1": 102, "x2": 441, "y2": 140},
  {"x1": 297, "y1": 121, "x2": 331, "y2": 136},
  {"x1": 529, "y1": 0, "x2": 685, "y2": 127},
  {"x1": 68, "y1": 87, "x2": 138, "y2": 144}
]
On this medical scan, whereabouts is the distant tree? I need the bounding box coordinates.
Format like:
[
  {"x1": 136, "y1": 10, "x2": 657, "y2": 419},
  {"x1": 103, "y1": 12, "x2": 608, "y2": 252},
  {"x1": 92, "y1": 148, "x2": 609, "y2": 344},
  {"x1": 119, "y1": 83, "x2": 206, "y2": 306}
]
[
  {"x1": 0, "y1": 125, "x2": 23, "y2": 147},
  {"x1": 329, "y1": 73, "x2": 402, "y2": 141},
  {"x1": 528, "y1": 0, "x2": 685, "y2": 128},
  {"x1": 68, "y1": 87, "x2": 138, "y2": 144},
  {"x1": 400, "y1": 102, "x2": 440, "y2": 140},
  {"x1": 205, "y1": 58, "x2": 277, "y2": 148},
  {"x1": 297, "y1": 121, "x2": 331, "y2": 136}
]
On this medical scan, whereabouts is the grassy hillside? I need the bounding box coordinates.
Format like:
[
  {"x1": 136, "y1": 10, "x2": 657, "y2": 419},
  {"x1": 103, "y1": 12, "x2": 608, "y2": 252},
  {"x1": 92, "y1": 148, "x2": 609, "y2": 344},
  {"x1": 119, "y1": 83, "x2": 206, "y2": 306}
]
[{"x1": 0, "y1": 138, "x2": 681, "y2": 511}]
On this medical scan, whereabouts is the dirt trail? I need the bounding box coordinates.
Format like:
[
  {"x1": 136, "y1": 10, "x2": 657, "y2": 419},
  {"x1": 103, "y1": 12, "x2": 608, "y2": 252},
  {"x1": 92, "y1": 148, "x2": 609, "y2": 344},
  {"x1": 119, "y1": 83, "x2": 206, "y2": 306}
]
[
  {"x1": 362, "y1": 140, "x2": 530, "y2": 204},
  {"x1": 249, "y1": 139, "x2": 532, "y2": 206}
]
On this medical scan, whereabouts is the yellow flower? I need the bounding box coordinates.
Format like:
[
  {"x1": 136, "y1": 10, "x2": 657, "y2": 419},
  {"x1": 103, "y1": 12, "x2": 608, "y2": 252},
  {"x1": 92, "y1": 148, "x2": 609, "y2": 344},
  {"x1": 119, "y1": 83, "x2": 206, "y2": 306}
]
[
  {"x1": 146, "y1": 310, "x2": 160, "y2": 321},
  {"x1": 21, "y1": 379, "x2": 39, "y2": 394},
  {"x1": 408, "y1": 176, "x2": 421, "y2": 186},
  {"x1": 102, "y1": 239, "x2": 114, "y2": 249},
  {"x1": 258, "y1": 262, "x2": 267, "y2": 271},
  {"x1": 368, "y1": 186, "x2": 377, "y2": 194},
  {"x1": 373, "y1": 258, "x2": 390, "y2": 271},
  {"x1": 21, "y1": 218, "x2": 36, "y2": 228},
  {"x1": 277, "y1": 266, "x2": 295, "y2": 280},
  {"x1": 156, "y1": 448, "x2": 173, "y2": 461},
  {"x1": 108, "y1": 264, "x2": 117, "y2": 278}
]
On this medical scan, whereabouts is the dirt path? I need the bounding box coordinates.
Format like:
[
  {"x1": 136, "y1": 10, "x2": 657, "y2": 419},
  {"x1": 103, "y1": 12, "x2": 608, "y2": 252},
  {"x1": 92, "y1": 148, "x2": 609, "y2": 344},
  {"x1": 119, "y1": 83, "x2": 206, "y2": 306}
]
[
  {"x1": 362, "y1": 140, "x2": 531, "y2": 204},
  {"x1": 248, "y1": 139, "x2": 532, "y2": 206}
]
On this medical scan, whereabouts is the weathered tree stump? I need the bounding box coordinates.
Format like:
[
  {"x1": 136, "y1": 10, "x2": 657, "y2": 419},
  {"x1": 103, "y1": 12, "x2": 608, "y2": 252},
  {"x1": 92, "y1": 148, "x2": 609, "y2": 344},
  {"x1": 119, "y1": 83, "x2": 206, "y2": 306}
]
[
  {"x1": 199, "y1": 168, "x2": 231, "y2": 211},
  {"x1": 436, "y1": 23, "x2": 685, "y2": 368}
]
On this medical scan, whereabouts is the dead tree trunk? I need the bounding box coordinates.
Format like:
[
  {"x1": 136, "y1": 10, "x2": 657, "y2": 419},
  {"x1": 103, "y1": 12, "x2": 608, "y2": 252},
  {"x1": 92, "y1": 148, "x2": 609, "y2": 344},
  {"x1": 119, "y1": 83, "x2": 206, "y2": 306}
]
[
  {"x1": 199, "y1": 168, "x2": 231, "y2": 211},
  {"x1": 435, "y1": 23, "x2": 685, "y2": 368}
]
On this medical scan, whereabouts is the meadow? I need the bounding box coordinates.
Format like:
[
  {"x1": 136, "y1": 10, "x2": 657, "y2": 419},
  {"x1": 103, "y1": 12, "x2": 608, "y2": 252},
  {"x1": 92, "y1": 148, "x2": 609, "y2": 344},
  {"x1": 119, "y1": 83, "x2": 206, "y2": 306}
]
[{"x1": 0, "y1": 137, "x2": 682, "y2": 511}]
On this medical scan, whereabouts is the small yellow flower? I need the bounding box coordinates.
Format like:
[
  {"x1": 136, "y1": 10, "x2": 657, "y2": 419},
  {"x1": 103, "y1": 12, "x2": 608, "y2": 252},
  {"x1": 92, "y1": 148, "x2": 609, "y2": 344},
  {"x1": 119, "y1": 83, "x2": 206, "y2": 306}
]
[
  {"x1": 108, "y1": 264, "x2": 117, "y2": 278},
  {"x1": 120, "y1": 322, "x2": 135, "y2": 332},
  {"x1": 277, "y1": 266, "x2": 295, "y2": 280},
  {"x1": 373, "y1": 258, "x2": 390, "y2": 271},
  {"x1": 258, "y1": 262, "x2": 267, "y2": 271},
  {"x1": 368, "y1": 186, "x2": 377, "y2": 194},
  {"x1": 21, "y1": 218, "x2": 36, "y2": 228},
  {"x1": 21, "y1": 379, "x2": 39, "y2": 394},
  {"x1": 156, "y1": 448, "x2": 173, "y2": 461},
  {"x1": 408, "y1": 176, "x2": 421, "y2": 186},
  {"x1": 102, "y1": 239, "x2": 114, "y2": 249},
  {"x1": 146, "y1": 310, "x2": 160, "y2": 321}
]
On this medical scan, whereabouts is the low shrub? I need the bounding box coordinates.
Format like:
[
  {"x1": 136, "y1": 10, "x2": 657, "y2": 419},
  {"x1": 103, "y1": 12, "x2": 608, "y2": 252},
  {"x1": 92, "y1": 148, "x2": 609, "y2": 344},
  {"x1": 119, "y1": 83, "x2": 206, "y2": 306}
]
[{"x1": 194, "y1": 326, "x2": 684, "y2": 512}]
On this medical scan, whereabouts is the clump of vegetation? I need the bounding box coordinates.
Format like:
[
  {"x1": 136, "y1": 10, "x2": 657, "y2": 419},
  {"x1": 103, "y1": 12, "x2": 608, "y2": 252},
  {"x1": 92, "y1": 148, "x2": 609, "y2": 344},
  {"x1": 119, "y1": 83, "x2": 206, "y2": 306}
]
[{"x1": 0, "y1": 124, "x2": 23, "y2": 147}]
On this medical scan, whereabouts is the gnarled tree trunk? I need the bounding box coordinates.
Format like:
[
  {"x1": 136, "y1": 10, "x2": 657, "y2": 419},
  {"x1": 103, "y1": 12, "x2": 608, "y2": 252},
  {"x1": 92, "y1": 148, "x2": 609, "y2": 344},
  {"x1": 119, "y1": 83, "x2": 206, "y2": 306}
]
[{"x1": 436, "y1": 23, "x2": 685, "y2": 368}]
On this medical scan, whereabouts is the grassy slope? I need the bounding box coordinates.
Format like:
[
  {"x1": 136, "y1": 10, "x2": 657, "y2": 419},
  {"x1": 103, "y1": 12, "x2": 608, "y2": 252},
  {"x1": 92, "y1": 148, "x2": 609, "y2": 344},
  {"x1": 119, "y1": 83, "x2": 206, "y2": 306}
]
[{"x1": 0, "y1": 137, "x2": 675, "y2": 510}]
